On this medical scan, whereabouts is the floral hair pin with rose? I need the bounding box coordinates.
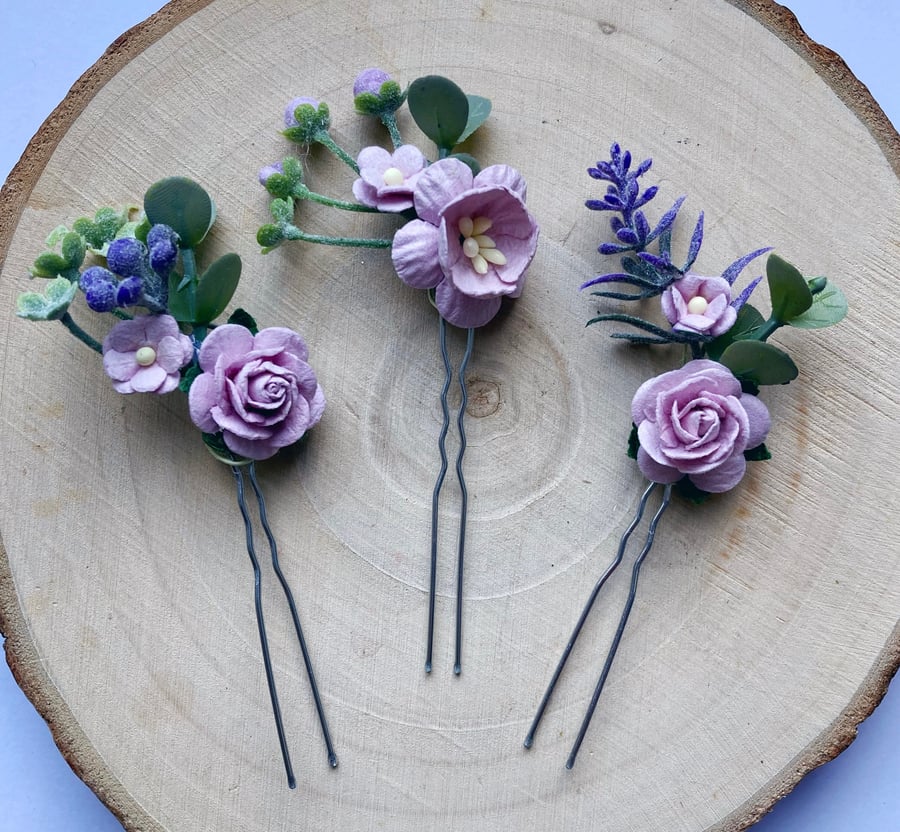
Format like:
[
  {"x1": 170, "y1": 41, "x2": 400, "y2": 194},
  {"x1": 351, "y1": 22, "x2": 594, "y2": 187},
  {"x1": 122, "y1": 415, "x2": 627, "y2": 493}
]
[
  {"x1": 16, "y1": 177, "x2": 336, "y2": 788},
  {"x1": 256, "y1": 70, "x2": 539, "y2": 675},
  {"x1": 523, "y1": 143, "x2": 847, "y2": 768}
]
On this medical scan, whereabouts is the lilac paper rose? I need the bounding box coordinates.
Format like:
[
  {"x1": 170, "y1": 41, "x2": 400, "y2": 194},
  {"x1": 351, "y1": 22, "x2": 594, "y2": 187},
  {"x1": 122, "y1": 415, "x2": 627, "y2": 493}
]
[
  {"x1": 352, "y1": 145, "x2": 427, "y2": 212},
  {"x1": 391, "y1": 157, "x2": 539, "y2": 328},
  {"x1": 661, "y1": 274, "x2": 737, "y2": 337},
  {"x1": 102, "y1": 314, "x2": 193, "y2": 394},
  {"x1": 188, "y1": 324, "x2": 325, "y2": 461},
  {"x1": 631, "y1": 359, "x2": 770, "y2": 493}
]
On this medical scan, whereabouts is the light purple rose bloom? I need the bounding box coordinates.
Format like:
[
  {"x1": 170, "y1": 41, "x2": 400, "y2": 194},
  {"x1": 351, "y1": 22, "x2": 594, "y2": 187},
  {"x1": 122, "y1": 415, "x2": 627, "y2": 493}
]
[
  {"x1": 391, "y1": 157, "x2": 539, "y2": 328},
  {"x1": 661, "y1": 274, "x2": 737, "y2": 337},
  {"x1": 631, "y1": 359, "x2": 770, "y2": 493},
  {"x1": 284, "y1": 96, "x2": 320, "y2": 128},
  {"x1": 102, "y1": 314, "x2": 193, "y2": 394},
  {"x1": 188, "y1": 325, "x2": 325, "y2": 461},
  {"x1": 353, "y1": 67, "x2": 391, "y2": 97},
  {"x1": 352, "y1": 145, "x2": 427, "y2": 212}
]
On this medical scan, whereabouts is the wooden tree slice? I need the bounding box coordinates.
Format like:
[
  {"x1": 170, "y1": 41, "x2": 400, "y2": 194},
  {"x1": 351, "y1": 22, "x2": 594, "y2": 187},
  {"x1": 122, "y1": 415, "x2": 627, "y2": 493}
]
[{"x1": 1, "y1": 1, "x2": 898, "y2": 830}]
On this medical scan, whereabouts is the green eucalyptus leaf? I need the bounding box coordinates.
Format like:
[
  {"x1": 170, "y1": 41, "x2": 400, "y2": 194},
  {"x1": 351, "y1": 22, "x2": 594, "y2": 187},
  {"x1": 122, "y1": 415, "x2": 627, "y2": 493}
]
[
  {"x1": 167, "y1": 271, "x2": 194, "y2": 322},
  {"x1": 705, "y1": 303, "x2": 765, "y2": 360},
  {"x1": 719, "y1": 339, "x2": 798, "y2": 386},
  {"x1": 194, "y1": 252, "x2": 242, "y2": 324},
  {"x1": 807, "y1": 276, "x2": 828, "y2": 295},
  {"x1": 744, "y1": 443, "x2": 772, "y2": 462},
  {"x1": 787, "y1": 282, "x2": 848, "y2": 329},
  {"x1": 407, "y1": 75, "x2": 469, "y2": 151},
  {"x1": 227, "y1": 307, "x2": 259, "y2": 334},
  {"x1": 133, "y1": 217, "x2": 151, "y2": 243},
  {"x1": 144, "y1": 177, "x2": 215, "y2": 248},
  {"x1": 30, "y1": 252, "x2": 69, "y2": 278},
  {"x1": 767, "y1": 254, "x2": 812, "y2": 323},
  {"x1": 178, "y1": 363, "x2": 202, "y2": 394},
  {"x1": 457, "y1": 95, "x2": 492, "y2": 143},
  {"x1": 626, "y1": 423, "x2": 639, "y2": 460}
]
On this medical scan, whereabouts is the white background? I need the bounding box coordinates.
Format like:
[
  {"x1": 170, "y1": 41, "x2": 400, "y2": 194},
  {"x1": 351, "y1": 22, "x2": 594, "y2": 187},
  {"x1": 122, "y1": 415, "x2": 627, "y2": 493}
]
[{"x1": 1, "y1": 1, "x2": 898, "y2": 829}]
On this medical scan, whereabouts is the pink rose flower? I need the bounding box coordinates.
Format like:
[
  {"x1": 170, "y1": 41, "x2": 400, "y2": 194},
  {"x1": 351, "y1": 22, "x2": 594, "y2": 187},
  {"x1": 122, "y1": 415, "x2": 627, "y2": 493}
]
[
  {"x1": 631, "y1": 359, "x2": 770, "y2": 493},
  {"x1": 391, "y1": 157, "x2": 539, "y2": 328},
  {"x1": 188, "y1": 325, "x2": 325, "y2": 461},
  {"x1": 352, "y1": 145, "x2": 427, "y2": 212},
  {"x1": 661, "y1": 274, "x2": 737, "y2": 337},
  {"x1": 102, "y1": 314, "x2": 193, "y2": 394}
]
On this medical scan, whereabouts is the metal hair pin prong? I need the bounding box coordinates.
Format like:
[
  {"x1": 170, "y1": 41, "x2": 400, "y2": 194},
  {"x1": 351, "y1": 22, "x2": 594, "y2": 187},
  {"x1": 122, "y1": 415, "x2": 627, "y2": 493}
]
[
  {"x1": 232, "y1": 462, "x2": 338, "y2": 788},
  {"x1": 524, "y1": 481, "x2": 673, "y2": 767},
  {"x1": 425, "y1": 317, "x2": 475, "y2": 675}
]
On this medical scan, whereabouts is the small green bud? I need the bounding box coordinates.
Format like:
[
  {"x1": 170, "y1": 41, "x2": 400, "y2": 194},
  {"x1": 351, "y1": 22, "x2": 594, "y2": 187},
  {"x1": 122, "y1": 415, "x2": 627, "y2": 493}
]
[{"x1": 257, "y1": 224, "x2": 284, "y2": 249}]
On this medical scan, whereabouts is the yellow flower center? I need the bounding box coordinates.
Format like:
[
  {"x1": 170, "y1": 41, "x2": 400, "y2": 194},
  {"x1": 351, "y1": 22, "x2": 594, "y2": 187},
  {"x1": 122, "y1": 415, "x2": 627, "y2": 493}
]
[
  {"x1": 135, "y1": 346, "x2": 157, "y2": 366},
  {"x1": 687, "y1": 296, "x2": 709, "y2": 315},
  {"x1": 458, "y1": 215, "x2": 507, "y2": 275},
  {"x1": 382, "y1": 166, "x2": 405, "y2": 186}
]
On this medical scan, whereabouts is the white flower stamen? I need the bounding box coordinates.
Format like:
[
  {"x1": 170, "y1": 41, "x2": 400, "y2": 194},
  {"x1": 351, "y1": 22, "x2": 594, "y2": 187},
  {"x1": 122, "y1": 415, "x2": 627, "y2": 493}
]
[
  {"x1": 382, "y1": 167, "x2": 405, "y2": 186},
  {"x1": 687, "y1": 296, "x2": 709, "y2": 315},
  {"x1": 458, "y1": 215, "x2": 506, "y2": 275},
  {"x1": 135, "y1": 346, "x2": 157, "y2": 366}
]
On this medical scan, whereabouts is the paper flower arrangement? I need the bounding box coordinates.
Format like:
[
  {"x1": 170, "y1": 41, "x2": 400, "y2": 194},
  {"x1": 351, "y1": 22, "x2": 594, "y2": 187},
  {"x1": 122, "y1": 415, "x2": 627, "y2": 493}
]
[
  {"x1": 16, "y1": 177, "x2": 334, "y2": 788},
  {"x1": 256, "y1": 70, "x2": 539, "y2": 674},
  {"x1": 524, "y1": 143, "x2": 847, "y2": 767}
]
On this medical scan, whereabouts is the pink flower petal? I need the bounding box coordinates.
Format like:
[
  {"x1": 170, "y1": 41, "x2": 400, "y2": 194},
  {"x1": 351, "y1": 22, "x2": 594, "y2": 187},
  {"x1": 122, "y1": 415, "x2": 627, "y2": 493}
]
[
  {"x1": 103, "y1": 349, "x2": 137, "y2": 382},
  {"x1": 188, "y1": 373, "x2": 220, "y2": 433},
  {"x1": 413, "y1": 158, "x2": 473, "y2": 225},
  {"x1": 130, "y1": 364, "x2": 168, "y2": 393},
  {"x1": 392, "y1": 221, "x2": 444, "y2": 289},
  {"x1": 253, "y1": 327, "x2": 309, "y2": 362},
  {"x1": 740, "y1": 393, "x2": 771, "y2": 449},
  {"x1": 435, "y1": 280, "x2": 502, "y2": 328},
  {"x1": 689, "y1": 453, "x2": 747, "y2": 493},
  {"x1": 636, "y1": 447, "x2": 684, "y2": 484},
  {"x1": 155, "y1": 333, "x2": 193, "y2": 372},
  {"x1": 198, "y1": 324, "x2": 255, "y2": 373},
  {"x1": 474, "y1": 164, "x2": 527, "y2": 200}
]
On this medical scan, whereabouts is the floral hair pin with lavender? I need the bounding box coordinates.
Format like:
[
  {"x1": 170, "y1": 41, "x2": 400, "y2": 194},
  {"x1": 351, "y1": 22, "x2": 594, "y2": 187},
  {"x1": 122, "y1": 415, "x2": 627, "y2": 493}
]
[
  {"x1": 524, "y1": 143, "x2": 847, "y2": 768},
  {"x1": 16, "y1": 177, "x2": 336, "y2": 788},
  {"x1": 257, "y1": 70, "x2": 539, "y2": 675}
]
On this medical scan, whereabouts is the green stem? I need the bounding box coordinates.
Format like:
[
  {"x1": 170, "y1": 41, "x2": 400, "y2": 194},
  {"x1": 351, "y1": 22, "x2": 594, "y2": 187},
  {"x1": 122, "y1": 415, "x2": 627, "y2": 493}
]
[
  {"x1": 180, "y1": 247, "x2": 198, "y2": 321},
  {"x1": 283, "y1": 226, "x2": 392, "y2": 248},
  {"x1": 59, "y1": 312, "x2": 102, "y2": 354},
  {"x1": 753, "y1": 317, "x2": 782, "y2": 342},
  {"x1": 314, "y1": 131, "x2": 360, "y2": 173},
  {"x1": 380, "y1": 113, "x2": 403, "y2": 149},
  {"x1": 297, "y1": 186, "x2": 382, "y2": 213},
  {"x1": 111, "y1": 308, "x2": 134, "y2": 320}
]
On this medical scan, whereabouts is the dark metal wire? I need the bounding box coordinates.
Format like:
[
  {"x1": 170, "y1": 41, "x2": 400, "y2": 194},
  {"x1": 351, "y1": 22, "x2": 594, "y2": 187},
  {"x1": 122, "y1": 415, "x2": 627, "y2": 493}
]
[
  {"x1": 232, "y1": 465, "x2": 296, "y2": 789},
  {"x1": 453, "y1": 327, "x2": 475, "y2": 675},
  {"x1": 565, "y1": 482, "x2": 673, "y2": 769},
  {"x1": 426, "y1": 316, "x2": 453, "y2": 673},
  {"x1": 246, "y1": 463, "x2": 338, "y2": 768},
  {"x1": 524, "y1": 481, "x2": 658, "y2": 749}
]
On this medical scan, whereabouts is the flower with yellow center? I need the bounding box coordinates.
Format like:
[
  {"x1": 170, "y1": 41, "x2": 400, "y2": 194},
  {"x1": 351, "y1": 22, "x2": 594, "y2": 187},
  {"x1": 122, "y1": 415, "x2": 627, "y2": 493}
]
[{"x1": 458, "y1": 216, "x2": 508, "y2": 275}]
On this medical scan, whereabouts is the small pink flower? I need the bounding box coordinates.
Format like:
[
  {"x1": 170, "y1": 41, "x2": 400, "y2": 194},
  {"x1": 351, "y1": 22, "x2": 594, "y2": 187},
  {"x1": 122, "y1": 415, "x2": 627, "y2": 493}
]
[
  {"x1": 631, "y1": 359, "x2": 770, "y2": 493},
  {"x1": 391, "y1": 158, "x2": 539, "y2": 328},
  {"x1": 352, "y1": 145, "x2": 427, "y2": 212},
  {"x1": 102, "y1": 314, "x2": 193, "y2": 394},
  {"x1": 661, "y1": 274, "x2": 737, "y2": 337},
  {"x1": 188, "y1": 325, "x2": 325, "y2": 460}
]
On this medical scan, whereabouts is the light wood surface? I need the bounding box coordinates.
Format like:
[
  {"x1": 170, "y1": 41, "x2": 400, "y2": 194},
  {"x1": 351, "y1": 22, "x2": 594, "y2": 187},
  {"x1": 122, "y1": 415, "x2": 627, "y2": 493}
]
[{"x1": 1, "y1": 1, "x2": 898, "y2": 830}]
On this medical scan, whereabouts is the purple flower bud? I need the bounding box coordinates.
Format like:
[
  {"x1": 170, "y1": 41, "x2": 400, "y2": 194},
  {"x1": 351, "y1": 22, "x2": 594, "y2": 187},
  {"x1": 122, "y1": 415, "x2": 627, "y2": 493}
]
[
  {"x1": 258, "y1": 161, "x2": 284, "y2": 187},
  {"x1": 80, "y1": 267, "x2": 118, "y2": 312},
  {"x1": 146, "y1": 224, "x2": 179, "y2": 275},
  {"x1": 284, "y1": 96, "x2": 320, "y2": 128},
  {"x1": 353, "y1": 68, "x2": 391, "y2": 97},
  {"x1": 116, "y1": 276, "x2": 143, "y2": 307},
  {"x1": 106, "y1": 237, "x2": 147, "y2": 277}
]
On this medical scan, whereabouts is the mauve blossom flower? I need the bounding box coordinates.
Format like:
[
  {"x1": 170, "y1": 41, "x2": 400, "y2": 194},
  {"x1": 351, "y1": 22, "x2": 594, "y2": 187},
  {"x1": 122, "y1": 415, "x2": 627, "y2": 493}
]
[
  {"x1": 284, "y1": 96, "x2": 320, "y2": 128},
  {"x1": 188, "y1": 324, "x2": 325, "y2": 460},
  {"x1": 391, "y1": 158, "x2": 539, "y2": 328},
  {"x1": 258, "y1": 161, "x2": 283, "y2": 187},
  {"x1": 102, "y1": 314, "x2": 193, "y2": 394},
  {"x1": 352, "y1": 145, "x2": 427, "y2": 212},
  {"x1": 631, "y1": 359, "x2": 770, "y2": 493},
  {"x1": 661, "y1": 274, "x2": 737, "y2": 337},
  {"x1": 353, "y1": 68, "x2": 391, "y2": 97}
]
